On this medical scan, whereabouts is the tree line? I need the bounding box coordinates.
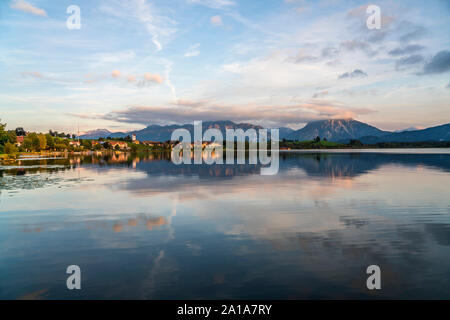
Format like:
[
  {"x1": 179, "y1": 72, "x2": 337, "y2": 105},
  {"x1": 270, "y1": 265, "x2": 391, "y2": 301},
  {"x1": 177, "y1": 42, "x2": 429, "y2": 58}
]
[{"x1": 0, "y1": 119, "x2": 78, "y2": 154}]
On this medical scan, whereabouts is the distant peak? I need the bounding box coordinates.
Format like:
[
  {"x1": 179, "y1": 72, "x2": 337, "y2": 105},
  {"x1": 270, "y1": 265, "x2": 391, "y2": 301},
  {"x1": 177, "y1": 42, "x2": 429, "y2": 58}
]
[
  {"x1": 308, "y1": 118, "x2": 355, "y2": 125},
  {"x1": 329, "y1": 118, "x2": 354, "y2": 122},
  {"x1": 81, "y1": 128, "x2": 111, "y2": 134},
  {"x1": 318, "y1": 118, "x2": 352, "y2": 121}
]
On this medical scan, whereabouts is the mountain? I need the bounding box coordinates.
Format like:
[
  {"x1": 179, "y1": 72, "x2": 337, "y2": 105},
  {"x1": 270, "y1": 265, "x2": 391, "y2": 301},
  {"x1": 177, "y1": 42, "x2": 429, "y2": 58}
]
[
  {"x1": 359, "y1": 123, "x2": 450, "y2": 143},
  {"x1": 287, "y1": 119, "x2": 388, "y2": 142},
  {"x1": 278, "y1": 127, "x2": 295, "y2": 140},
  {"x1": 80, "y1": 121, "x2": 264, "y2": 141},
  {"x1": 394, "y1": 126, "x2": 424, "y2": 133},
  {"x1": 79, "y1": 119, "x2": 450, "y2": 143},
  {"x1": 133, "y1": 120, "x2": 264, "y2": 141},
  {"x1": 79, "y1": 129, "x2": 115, "y2": 139}
]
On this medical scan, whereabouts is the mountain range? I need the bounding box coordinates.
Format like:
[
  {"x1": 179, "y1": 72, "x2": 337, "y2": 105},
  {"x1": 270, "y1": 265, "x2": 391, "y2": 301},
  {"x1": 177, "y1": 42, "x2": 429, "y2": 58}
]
[
  {"x1": 80, "y1": 121, "x2": 264, "y2": 141},
  {"x1": 286, "y1": 119, "x2": 387, "y2": 141},
  {"x1": 79, "y1": 119, "x2": 450, "y2": 143}
]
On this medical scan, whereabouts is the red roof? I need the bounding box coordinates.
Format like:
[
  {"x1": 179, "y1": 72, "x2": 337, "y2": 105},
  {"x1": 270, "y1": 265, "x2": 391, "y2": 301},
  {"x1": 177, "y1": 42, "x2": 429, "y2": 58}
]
[{"x1": 17, "y1": 136, "x2": 24, "y2": 143}]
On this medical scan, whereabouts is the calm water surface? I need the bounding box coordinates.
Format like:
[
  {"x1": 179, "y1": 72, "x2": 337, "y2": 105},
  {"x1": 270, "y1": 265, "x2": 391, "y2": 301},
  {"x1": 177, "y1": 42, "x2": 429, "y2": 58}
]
[{"x1": 0, "y1": 150, "x2": 449, "y2": 299}]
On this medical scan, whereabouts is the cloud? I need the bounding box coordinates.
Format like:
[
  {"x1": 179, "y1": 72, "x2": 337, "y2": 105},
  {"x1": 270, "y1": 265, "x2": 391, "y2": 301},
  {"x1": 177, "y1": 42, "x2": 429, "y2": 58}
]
[
  {"x1": 447, "y1": 82, "x2": 450, "y2": 89},
  {"x1": 367, "y1": 30, "x2": 388, "y2": 43},
  {"x1": 340, "y1": 40, "x2": 376, "y2": 57},
  {"x1": 134, "y1": 0, "x2": 177, "y2": 51},
  {"x1": 84, "y1": 71, "x2": 163, "y2": 85},
  {"x1": 422, "y1": 50, "x2": 450, "y2": 74},
  {"x1": 112, "y1": 70, "x2": 163, "y2": 83},
  {"x1": 294, "y1": 7, "x2": 308, "y2": 15},
  {"x1": 346, "y1": 4, "x2": 368, "y2": 18},
  {"x1": 388, "y1": 45, "x2": 425, "y2": 56},
  {"x1": 90, "y1": 50, "x2": 136, "y2": 68},
  {"x1": 397, "y1": 22, "x2": 427, "y2": 42},
  {"x1": 162, "y1": 59, "x2": 177, "y2": 100},
  {"x1": 395, "y1": 54, "x2": 424, "y2": 70},
  {"x1": 288, "y1": 46, "x2": 340, "y2": 64},
  {"x1": 111, "y1": 70, "x2": 122, "y2": 78},
  {"x1": 222, "y1": 63, "x2": 242, "y2": 73},
  {"x1": 20, "y1": 71, "x2": 76, "y2": 84},
  {"x1": 312, "y1": 90, "x2": 329, "y2": 98},
  {"x1": 93, "y1": 100, "x2": 375, "y2": 127},
  {"x1": 184, "y1": 43, "x2": 200, "y2": 57},
  {"x1": 20, "y1": 71, "x2": 43, "y2": 78},
  {"x1": 347, "y1": 4, "x2": 395, "y2": 28},
  {"x1": 10, "y1": 0, "x2": 47, "y2": 17},
  {"x1": 188, "y1": 0, "x2": 235, "y2": 9},
  {"x1": 338, "y1": 69, "x2": 367, "y2": 79},
  {"x1": 173, "y1": 99, "x2": 211, "y2": 108},
  {"x1": 210, "y1": 15, "x2": 223, "y2": 26},
  {"x1": 340, "y1": 40, "x2": 368, "y2": 51},
  {"x1": 143, "y1": 73, "x2": 164, "y2": 84},
  {"x1": 83, "y1": 73, "x2": 107, "y2": 84},
  {"x1": 99, "y1": 1, "x2": 177, "y2": 52},
  {"x1": 321, "y1": 46, "x2": 340, "y2": 58},
  {"x1": 289, "y1": 49, "x2": 320, "y2": 64}
]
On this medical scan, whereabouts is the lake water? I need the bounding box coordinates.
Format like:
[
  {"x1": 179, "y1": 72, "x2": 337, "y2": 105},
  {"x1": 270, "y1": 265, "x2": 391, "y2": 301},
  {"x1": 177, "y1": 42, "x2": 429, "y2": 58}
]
[{"x1": 0, "y1": 150, "x2": 449, "y2": 299}]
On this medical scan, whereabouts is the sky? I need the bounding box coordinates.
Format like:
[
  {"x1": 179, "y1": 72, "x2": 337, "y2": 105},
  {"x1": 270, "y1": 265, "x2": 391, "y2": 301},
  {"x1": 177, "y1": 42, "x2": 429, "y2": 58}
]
[{"x1": 0, "y1": 0, "x2": 449, "y2": 133}]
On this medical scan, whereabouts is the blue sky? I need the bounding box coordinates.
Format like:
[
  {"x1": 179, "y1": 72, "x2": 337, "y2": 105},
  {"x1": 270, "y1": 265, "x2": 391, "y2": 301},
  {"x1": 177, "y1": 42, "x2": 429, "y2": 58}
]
[{"x1": 0, "y1": 0, "x2": 449, "y2": 133}]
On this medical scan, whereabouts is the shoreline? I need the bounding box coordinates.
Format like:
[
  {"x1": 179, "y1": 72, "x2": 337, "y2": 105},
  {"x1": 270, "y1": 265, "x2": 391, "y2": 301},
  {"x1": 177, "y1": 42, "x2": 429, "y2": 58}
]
[
  {"x1": 2, "y1": 146, "x2": 450, "y2": 162},
  {"x1": 278, "y1": 148, "x2": 450, "y2": 154}
]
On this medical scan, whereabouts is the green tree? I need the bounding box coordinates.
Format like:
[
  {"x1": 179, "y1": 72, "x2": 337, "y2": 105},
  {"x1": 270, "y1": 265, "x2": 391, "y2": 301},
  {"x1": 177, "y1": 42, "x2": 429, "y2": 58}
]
[
  {"x1": 54, "y1": 137, "x2": 69, "y2": 147},
  {"x1": 0, "y1": 119, "x2": 8, "y2": 145},
  {"x1": 81, "y1": 139, "x2": 92, "y2": 149},
  {"x1": 23, "y1": 133, "x2": 40, "y2": 151},
  {"x1": 0, "y1": 119, "x2": 6, "y2": 132},
  {"x1": 94, "y1": 143, "x2": 102, "y2": 150},
  {"x1": 314, "y1": 136, "x2": 321, "y2": 143},
  {"x1": 349, "y1": 139, "x2": 363, "y2": 147},
  {"x1": 7, "y1": 131, "x2": 17, "y2": 144},
  {"x1": 22, "y1": 136, "x2": 32, "y2": 151},
  {"x1": 45, "y1": 133, "x2": 55, "y2": 149},
  {"x1": 55, "y1": 143, "x2": 67, "y2": 151},
  {"x1": 4, "y1": 142, "x2": 18, "y2": 154},
  {"x1": 37, "y1": 134, "x2": 47, "y2": 150}
]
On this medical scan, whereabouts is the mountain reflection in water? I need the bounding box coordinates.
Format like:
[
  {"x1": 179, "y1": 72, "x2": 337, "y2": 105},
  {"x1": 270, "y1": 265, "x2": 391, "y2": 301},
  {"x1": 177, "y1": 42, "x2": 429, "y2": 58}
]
[{"x1": 0, "y1": 150, "x2": 449, "y2": 299}]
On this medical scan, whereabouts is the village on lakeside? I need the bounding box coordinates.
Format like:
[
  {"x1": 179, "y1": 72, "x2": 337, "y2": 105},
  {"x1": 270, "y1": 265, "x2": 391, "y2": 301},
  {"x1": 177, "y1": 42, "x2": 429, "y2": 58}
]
[{"x1": 2, "y1": 121, "x2": 450, "y2": 162}]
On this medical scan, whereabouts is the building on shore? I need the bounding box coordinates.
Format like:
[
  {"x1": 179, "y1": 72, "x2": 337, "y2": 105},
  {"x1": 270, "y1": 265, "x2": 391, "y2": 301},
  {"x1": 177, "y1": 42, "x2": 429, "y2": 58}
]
[
  {"x1": 16, "y1": 136, "x2": 24, "y2": 147},
  {"x1": 142, "y1": 141, "x2": 164, "y2": 147},
  {"x1": 69, "y1": 141, "x2": 81, "y2": 147},
  {"x1": 131, "y1": 134, "x2": 140, "y2": 144},
  {"x1": 109, "y1": 141, "x2": 130, "y2": 150}
]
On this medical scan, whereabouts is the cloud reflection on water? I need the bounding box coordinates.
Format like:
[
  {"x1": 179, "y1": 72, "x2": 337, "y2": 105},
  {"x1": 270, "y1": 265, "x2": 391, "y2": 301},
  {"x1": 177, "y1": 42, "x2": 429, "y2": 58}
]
[{"x1": 0, "y1": 151, "x2": 449, "y2": 299}]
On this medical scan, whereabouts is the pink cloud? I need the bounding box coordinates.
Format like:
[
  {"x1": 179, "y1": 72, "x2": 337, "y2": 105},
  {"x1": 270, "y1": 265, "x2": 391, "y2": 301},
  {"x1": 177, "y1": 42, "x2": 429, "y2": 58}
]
[
  {"x1": 10, "y1": 0, "x2": 47, "y2": 17},
  {"x1": 111, "y1": 70, "x2": 121, "y2": 78},
  {"x1": 94, "y1": 99, "x2": 376, "y2": 127},
  {"x1": 210, "y1": 15, "x2": 223, "y2": 26},
  {"x1": 144, "y1": 73, "x2": 164, "y2": 84}
]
